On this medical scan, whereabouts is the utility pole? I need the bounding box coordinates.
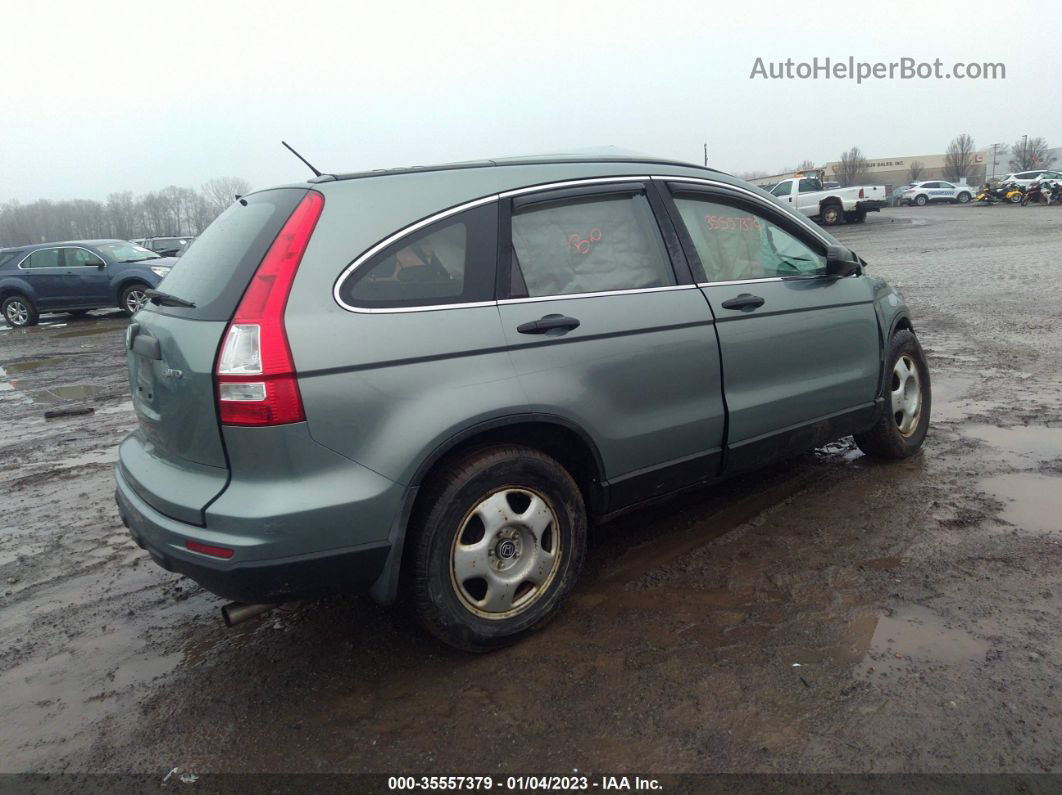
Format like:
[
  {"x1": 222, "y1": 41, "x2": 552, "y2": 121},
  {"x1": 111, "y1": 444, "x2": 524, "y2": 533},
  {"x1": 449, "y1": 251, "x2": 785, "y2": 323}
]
[
  {"x1": 990, "y1": 142, "x2": 1005, "y2": 181},
  {"x1": 703, "y1": 142, "x2": 708, "y2": 167},
  {"x1": 1022, "y1": 134, "x2": 1028, "y2": 169}
]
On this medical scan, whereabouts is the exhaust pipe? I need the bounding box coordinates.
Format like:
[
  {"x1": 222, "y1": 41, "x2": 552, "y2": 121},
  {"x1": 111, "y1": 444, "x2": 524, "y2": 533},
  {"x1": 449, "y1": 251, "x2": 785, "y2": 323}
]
[{"x1": 222, "y1": 602, "x2": 277, "y2": 627}]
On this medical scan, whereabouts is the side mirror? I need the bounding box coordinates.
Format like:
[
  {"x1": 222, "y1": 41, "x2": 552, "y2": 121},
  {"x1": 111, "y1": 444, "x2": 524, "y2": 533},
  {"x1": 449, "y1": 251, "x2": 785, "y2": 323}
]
[
  {"x1": 825, "y1": 245, "x2": 861, "y2": 277},
  {"x1": 96, "y1": 262, "x2": 106, "y2": 270}
]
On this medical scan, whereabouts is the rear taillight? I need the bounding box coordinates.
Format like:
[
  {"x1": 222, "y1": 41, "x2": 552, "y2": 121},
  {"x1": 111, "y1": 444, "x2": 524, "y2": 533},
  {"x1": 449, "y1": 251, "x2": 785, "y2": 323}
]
[
  {"x1": 215, "y1": 191, "x2": 324, "y2": 426},
  {"x1": 858, "y1": 188, "x2": 865, "y2": 199}
]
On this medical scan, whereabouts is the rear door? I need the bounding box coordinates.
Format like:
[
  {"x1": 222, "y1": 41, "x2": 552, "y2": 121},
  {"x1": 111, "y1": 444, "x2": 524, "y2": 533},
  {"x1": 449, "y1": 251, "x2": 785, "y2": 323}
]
[
  {"x1": 17, "y1": 248, "x2": 68, "y2": 308},
  {"x1": 496, "y1": 181, "x2": 725, "y2": 509},
  {"x1": 663, "y1": 181, "x2": 881, "y2": 472},
  {"x1": 120, "y1": 188, "x2": 309, "y2": 524}
]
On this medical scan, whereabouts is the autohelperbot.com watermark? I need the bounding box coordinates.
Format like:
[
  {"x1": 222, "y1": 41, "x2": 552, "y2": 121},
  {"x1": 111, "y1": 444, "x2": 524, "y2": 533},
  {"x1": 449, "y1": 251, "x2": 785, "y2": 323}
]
[{"x1": 750, "y1": 56, "x2": 1005, "y2": 83}]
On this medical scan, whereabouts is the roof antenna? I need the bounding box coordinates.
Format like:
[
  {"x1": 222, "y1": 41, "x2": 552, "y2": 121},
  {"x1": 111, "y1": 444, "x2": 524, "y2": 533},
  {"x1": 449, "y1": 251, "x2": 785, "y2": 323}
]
[{"x1": 281, "y1": 140, "x2": 322, "y2": 177}]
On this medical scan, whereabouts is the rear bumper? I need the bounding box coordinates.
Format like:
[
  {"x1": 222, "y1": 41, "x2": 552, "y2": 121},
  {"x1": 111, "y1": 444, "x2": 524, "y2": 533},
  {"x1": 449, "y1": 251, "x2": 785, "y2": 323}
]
[
  {"x1": 857, "y1": 200, "x2": 887, "y2": 211},
  {"x1": 115, "y1": 465, "x2": 392, "y2": 603}
]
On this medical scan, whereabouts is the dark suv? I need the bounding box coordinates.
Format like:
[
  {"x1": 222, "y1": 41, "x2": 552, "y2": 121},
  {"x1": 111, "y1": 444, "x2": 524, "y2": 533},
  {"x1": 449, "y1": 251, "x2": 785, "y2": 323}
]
[
  {"x1": 0, "y1": 239, "x2": 172, "y2": 326},
  {"x1": 114, "y1": 154, "x2": 931, "y2": 650}
]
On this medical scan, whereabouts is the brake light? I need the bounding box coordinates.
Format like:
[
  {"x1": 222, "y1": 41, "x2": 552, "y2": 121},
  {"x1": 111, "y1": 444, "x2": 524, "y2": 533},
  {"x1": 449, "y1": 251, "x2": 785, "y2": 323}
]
[
  {"x1": 859, "y1": 188, "x2": 865, "y2": 199},
  {"x1": 215, "y1": 191, "x2": 324, "y2": 426}
]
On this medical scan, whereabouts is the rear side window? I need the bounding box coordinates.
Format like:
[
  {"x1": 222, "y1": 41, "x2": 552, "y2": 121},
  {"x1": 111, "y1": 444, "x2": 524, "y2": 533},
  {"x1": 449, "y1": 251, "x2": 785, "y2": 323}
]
[
  {"x1": 673, "y1": 196, "x2": 825, "y2": 282},
  {"x1": 337, "y1": 202, "x2": 498, "y2": 310},
  {"x1": 510, "y1": 193, "x2": 674, "y2": 298},
  {"x1": 149, "y1": 188, "x2": 308, "y2": 321},
  {"x1": 21, "y1": 249, "x2": 61, "y2": 269}
]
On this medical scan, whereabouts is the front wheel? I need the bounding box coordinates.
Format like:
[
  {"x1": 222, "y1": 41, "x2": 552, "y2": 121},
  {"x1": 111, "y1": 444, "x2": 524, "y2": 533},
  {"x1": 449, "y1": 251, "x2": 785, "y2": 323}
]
[
  {"x1": 854, "y1": 329, "x2": 931, "y2": 459},
  {"x1": 914, "y1": 194, "x2": 928, "y2": 206},
  {"x1": 2, "y1": 294, "x2": 39, "y2": 328},
  {"x1": 120, "y1": 283, "x2": 149, "y2": 315},
  {"x1": 957, "y1": 191, "x2": 971, "y2": 204},
  {"x1": 408, "y1": 445, "x2": 587, "y2": 651}
]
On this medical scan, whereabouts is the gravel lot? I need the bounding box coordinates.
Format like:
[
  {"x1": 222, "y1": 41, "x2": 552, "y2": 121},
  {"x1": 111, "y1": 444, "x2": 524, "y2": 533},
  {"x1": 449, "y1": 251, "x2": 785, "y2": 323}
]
[{"x1": 1, "y1": 203, "x2": 1061, "y2": 778}]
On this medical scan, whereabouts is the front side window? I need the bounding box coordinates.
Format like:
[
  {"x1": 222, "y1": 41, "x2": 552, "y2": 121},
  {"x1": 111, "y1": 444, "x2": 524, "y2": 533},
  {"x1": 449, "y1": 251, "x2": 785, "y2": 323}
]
[
  {"x1": 338, "y1": 202, "x2": 497, "y2": 309},
  {"x1": 21, "y1": 249, "x2": 61, "y2": 269},
  {"x1": 673, "y1": 197, "x2": 825, "y2": 282},
  {"x1": 510, "y1": 193, "x2": 674, "y2": 298},
  {"x1": 64, "y1": 247, "x2": 105, "y2": 267}
]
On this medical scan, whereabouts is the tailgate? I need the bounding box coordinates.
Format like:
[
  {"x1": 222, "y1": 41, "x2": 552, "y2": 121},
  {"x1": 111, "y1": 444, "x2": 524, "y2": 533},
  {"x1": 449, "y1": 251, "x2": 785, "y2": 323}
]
[{"x1": 118, "y1": 187, "x2": 309, "y2": 525}]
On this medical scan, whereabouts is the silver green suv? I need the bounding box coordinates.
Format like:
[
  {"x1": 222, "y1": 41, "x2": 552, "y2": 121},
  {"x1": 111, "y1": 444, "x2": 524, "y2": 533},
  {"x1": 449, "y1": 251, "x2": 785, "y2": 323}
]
[{"x1": 114, "y1": 154, "x2": 930, "y2": 650}]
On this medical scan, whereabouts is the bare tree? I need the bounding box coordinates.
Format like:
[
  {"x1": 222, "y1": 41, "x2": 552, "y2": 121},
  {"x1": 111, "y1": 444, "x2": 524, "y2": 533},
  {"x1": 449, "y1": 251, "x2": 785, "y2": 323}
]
[
  {"x1": 202, "y1": 177, "x2": 251, "y2": 216},
  {"x1": 944, "y1": 134, "x2": 976, "y2": 182},
  {"x1": 1008, "y1": 137, "x2": 1057, "y2": 171},
  {"x1": 796, "y1": 159, "x2": 817, "y2": 171},
  {"x1": 834, "y1": 147, "x2": 869, "y2": 187},
  {"x1": 906, "y1": 160, "x2": 925, "y2": 182}
]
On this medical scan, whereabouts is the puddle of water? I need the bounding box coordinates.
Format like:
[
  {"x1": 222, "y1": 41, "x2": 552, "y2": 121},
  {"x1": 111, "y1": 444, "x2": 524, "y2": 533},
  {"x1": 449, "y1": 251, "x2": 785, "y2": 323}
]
[
  {"x1": 963, "y1": 425, "x2": 1062, "y2": 464},
  {"x1": 0, "y1": 366, "x2": 11, "y2": 391},
  {"x1": 979, "y1": 473, "x2": 1062, "y2": 533},
  {"x1": 6, "y1": 357, "x2": 63, "y2": 374},
  {"x1": 28, "y1": 384, "x2": 103, "y2": 404},
  {"x1": 54, "y1": 325, "x2": 119, "y2": 339},
  {"x1": 930, "y1": 373, "x2": 978, "y2": 422},
  {"x1": 851, "y1": 604, "x2": 989, "y2": 678}
]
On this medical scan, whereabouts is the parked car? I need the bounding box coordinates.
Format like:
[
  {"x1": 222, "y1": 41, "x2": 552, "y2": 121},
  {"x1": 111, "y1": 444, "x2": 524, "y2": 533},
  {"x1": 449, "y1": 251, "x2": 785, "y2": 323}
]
[
  {"x1": 768, "y1": 176, "x2": 887, "y2": 224},
  {"x1": 0, "y1": 240, "x2": 173, "y2": 327},
  {"x1": 996, "y1": 170, "x2": 1062, "y2": 189},
  {"x1": 131, "y1": 236, "x2": 195, "y2": 257},
  {"x1": 114, "y1": 153, "x2": 930, "y2": 651},
  {"x1": 898, "y1": 180, "x2": 975, "y2": 206}
]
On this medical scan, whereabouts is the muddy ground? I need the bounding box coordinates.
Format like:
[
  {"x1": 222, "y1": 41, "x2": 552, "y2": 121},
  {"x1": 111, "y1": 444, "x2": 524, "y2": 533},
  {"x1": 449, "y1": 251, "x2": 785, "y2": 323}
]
[{"x1": 1, "y1": 203, "x2": 1061, "y2": 780}]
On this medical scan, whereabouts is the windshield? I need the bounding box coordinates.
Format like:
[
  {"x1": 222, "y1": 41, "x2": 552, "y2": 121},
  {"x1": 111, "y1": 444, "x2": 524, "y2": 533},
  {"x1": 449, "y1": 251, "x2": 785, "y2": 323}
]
[{"x1": 97, "y1": 242, "x2": 161, "y2": 262}]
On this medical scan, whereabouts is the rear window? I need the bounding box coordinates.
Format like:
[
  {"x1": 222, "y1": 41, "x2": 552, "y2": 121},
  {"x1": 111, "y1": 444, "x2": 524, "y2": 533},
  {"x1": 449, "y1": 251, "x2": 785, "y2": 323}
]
[{"x1": 148, "y1": 188, "x2": 307, "y2": 321}]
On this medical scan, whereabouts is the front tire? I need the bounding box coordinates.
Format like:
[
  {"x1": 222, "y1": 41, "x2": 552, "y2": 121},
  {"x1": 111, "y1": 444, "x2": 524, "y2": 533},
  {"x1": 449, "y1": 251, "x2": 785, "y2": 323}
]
[
  {"x1": 914, "y1": 194, "x2": 928, "y2": 206},
  {"x1": 957, "y1": 191, "x2": 971, "y2": 204},
  {"x1": 120, "y1": 283, "x2": 149, "y2": 315},
  {"x1": 854, "y1": 329, "x2": 931, "y2": 459},
  {"x1": 408, "y1": 445, "x2": 587, "y2": 652},
  {"x1": 2, "y1": 294, "x2": 39, "y2": 328}
]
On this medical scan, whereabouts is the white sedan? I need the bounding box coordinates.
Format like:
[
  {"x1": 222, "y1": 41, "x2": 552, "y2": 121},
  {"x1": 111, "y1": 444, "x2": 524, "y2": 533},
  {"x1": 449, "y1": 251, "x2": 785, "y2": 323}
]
[{"x1": 899, "y1": 181, "x2": 975, "y2": 206}]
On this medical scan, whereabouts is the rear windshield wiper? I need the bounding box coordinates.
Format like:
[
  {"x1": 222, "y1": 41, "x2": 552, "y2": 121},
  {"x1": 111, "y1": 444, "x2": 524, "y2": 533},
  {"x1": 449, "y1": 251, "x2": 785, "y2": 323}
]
[{"x1": 145, "y1": 289, "x2": 196, "y2": 308}]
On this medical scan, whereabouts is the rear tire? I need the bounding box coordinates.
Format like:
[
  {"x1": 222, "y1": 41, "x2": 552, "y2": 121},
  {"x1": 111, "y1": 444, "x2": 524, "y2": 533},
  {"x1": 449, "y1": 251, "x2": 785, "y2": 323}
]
[
  {"x1": 408, "y1": 445, "x2": 587, "y2": 652},
  {"x1": 2, "y1": 294, "x2": 39, "y2": 328},
  {"x1": 820, "y1": 204, "x2": 843, "y2": 225},
  {"x1": 120, "y1": 283, "x2": 149, "y2": 315},
  {"x1": 854, "y1": 329, "x2": 931, "y2": 459}
]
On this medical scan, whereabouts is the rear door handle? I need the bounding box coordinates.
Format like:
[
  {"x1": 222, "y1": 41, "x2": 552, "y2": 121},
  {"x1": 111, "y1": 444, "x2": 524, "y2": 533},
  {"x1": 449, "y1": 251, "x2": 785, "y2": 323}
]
[
  {"x1": 720, "y1": 293, "x2": 765, "y2": 311},
  {"x1": 516, "y1": 314, "x2": 581, "y2": 335}
]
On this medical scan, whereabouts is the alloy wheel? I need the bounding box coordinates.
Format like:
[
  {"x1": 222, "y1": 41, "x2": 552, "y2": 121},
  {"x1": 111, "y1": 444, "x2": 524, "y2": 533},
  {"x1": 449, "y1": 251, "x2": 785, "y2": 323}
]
[
  {"x1": 125, "y1": 289, "x2": 148, "y2": 313},
  {"x1": 5, "y1": 300, "x2": 29, "y2": 326}
]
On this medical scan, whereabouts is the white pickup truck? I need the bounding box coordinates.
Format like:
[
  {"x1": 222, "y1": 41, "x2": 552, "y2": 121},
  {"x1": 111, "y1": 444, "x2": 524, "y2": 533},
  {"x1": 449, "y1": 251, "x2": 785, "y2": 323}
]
[{"x1": 767, "y1": 176, "x2": 887, "y2": 225}]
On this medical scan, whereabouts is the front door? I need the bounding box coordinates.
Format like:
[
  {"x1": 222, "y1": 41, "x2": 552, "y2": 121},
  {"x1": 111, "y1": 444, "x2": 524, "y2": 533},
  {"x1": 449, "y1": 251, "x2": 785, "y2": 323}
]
[
  {"x1": 664, "y1": 183, "x2": 882, "y2": 472},
  {"x1": 60, "y1": 247, "x2": 111, "y2": 304},
  {"x1": 496, "y1": 182, "x2": 725, "y2": 509}
]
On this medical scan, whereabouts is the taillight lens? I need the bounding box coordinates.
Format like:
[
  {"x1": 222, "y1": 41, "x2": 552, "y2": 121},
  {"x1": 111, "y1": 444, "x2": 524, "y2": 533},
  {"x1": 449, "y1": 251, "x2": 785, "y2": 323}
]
[
  {"x1": 858, "y1": 188, "x2": 865, "y2": 199},
  {"x1": 215, "y1": 190, "x2": 324, "y2": 426}
]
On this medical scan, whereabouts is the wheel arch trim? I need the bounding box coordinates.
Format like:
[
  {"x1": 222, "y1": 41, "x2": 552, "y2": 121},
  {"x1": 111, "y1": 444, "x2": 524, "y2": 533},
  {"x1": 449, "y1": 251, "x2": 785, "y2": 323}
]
[{"x1": 367, "y1": 413, "x2": 607, "y2": 605}]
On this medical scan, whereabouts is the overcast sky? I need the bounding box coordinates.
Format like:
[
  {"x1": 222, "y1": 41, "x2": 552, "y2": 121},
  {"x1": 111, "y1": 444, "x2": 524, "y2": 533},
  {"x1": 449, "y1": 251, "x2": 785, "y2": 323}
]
[{"x1": 1, "y1": 0, "x2": 1057, "y2": 201}]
